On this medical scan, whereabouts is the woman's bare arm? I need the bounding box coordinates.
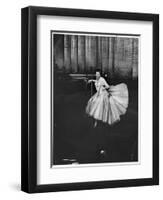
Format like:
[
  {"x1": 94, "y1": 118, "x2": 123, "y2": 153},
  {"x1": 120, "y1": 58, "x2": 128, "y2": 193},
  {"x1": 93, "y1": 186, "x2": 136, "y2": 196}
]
[
  {"x1": 101, "y1": 78, "x2": 109, "y2": 89},
  {"x1": 88, "y1": 79, "x2": 96, "y2": 83}
]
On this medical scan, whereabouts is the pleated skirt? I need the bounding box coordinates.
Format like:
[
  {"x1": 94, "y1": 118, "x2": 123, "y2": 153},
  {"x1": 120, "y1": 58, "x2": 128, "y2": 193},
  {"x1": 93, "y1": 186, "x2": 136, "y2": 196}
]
[{"x1": 86, "y1": 83, "x2": 129, "y2": 125}]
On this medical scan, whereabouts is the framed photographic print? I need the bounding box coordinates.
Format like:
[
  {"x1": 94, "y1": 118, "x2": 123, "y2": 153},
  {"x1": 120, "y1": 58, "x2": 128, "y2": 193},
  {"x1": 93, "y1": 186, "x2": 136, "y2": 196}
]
[{"x1": 21, "y1": 6, "x2": 159, "y2": 193}]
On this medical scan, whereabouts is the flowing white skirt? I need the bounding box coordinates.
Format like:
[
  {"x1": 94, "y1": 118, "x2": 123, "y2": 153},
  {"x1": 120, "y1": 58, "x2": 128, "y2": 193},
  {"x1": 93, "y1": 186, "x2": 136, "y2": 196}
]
[{"x1": 86, "y1": 83, "x2": 129, "y2": 125}]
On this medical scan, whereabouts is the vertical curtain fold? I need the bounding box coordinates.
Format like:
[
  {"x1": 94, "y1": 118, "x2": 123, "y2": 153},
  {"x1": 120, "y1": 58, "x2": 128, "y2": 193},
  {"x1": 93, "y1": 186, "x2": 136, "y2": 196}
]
[{"x1": 54, "y1": 34, "x2": 139, "y2": 79}]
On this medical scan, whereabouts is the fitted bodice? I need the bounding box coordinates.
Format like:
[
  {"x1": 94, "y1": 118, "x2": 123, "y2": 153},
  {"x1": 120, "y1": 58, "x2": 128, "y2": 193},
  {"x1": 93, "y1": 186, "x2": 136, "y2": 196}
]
[{"x1": 95, "y1": 77, "x2": 109, "y2": 92}]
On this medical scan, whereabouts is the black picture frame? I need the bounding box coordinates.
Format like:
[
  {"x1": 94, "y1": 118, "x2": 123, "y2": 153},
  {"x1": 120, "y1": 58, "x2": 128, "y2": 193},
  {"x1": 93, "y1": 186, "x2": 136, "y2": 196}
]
[{"x1": 21, "y1": 6, "x2": 159, "y2": 193}]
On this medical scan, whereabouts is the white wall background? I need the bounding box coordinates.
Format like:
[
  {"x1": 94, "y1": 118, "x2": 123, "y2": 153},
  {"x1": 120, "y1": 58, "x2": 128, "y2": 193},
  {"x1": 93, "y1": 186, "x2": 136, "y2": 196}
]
[{"x1": 0, "y1": 0, "x2": 161, "y2": 199}]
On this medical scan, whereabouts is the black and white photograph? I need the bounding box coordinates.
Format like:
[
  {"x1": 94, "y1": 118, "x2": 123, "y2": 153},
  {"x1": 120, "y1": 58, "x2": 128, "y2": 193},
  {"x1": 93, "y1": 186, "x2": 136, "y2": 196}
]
[
  {"x1": 51, "y1": 32, "x2": 139, "y2": 166},
  {"x1": 21, "y1": 6, "x2": 159, "y2": 193}
]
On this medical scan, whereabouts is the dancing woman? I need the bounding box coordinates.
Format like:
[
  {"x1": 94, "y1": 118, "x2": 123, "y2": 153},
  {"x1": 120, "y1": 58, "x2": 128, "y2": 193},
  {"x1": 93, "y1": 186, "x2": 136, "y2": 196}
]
[{"x1": 86, "y1": 69, "x2": 129, "y2": 127}]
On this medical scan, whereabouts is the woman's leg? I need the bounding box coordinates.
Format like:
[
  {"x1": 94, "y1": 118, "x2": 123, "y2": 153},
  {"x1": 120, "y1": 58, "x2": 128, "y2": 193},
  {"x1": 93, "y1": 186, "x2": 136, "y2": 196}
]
[{"x1": 94, "y1": 120, "x2": 97, "y2": 128}]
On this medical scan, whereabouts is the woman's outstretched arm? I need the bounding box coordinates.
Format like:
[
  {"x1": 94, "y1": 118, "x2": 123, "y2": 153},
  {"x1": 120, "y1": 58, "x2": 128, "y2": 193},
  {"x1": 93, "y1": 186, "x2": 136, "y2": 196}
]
[{"x1": 88, "y1": 79, "x2": 96, "y2": 83}]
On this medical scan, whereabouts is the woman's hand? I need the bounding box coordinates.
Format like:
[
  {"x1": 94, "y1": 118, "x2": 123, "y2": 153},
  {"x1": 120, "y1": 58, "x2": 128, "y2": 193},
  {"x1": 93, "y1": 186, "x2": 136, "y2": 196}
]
[
  {"x1": 88, "y1": 79, "x2": 94, "y2": 83},
  {"x1": 103, "y1": 85, "x2": 109, "y2": 90}
]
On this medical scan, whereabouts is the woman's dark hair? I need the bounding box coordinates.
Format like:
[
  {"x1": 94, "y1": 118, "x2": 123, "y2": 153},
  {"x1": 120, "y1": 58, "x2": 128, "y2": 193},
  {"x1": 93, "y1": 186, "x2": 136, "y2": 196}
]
[{"x1": 95, "y1": 68, "x2": 102, "y2": 75}]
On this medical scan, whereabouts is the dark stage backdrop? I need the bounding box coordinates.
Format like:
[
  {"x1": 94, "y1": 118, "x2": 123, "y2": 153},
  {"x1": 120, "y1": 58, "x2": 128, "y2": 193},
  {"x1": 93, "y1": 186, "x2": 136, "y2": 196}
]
[{"x1": 53, "y1": 34, "x2": 138, "y2": 79}]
